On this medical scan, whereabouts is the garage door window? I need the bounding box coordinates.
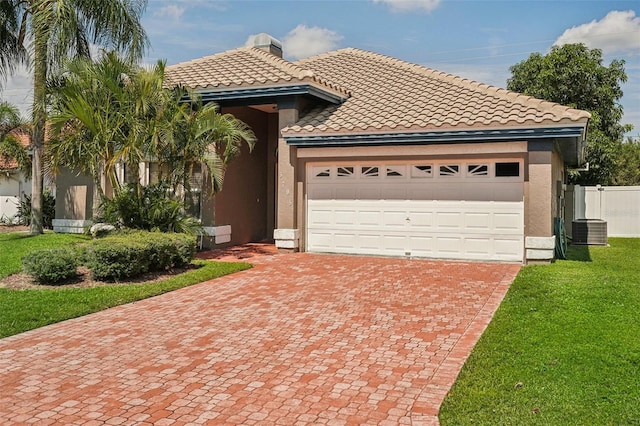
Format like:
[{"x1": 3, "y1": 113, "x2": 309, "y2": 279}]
[
  {"x1": 313, "y1": 167, "x2": 331, "y2": 178},
  {"x1": 386, "y1": 166, "x2": 405, "y2": 177},
  {"x1": 495, "y1": 162, "x2": 520, "y2": 177},
  {"x1": 411, "y1": 165, "x2": 433, "y2": 178},
  {"x1": 439, "y1": 164, "x2": 460, "y2": 177},
  {"x1": 361, "y1": 166, "x2": 379, "y2": 177},
  {"x1": 337, "y1": 166, "x2": 354, "y2": 177},
  {"x1": 468, "y1": 164, "x2": 489, "y2": 176}
]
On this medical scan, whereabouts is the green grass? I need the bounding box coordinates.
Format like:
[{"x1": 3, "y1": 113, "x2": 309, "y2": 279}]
[
  {"x1": 440, "y1": 238, "x2": 640, "y2": 425},
  {"x1": 0, "y1": 232, "x2": 251, "y2": 338},
  {"x1": 0, "y1": 231, "x2": 89, "y2": 278}
]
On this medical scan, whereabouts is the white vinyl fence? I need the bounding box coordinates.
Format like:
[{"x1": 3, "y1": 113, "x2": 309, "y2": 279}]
[
  {"x1": 569, "y1": 185, "x2": 640, "y2": 237},
  {"x1": 0, "y1": 196, "x2": 20, "y2": 223}
]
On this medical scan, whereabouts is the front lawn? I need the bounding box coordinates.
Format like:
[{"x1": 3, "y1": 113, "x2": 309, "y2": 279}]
[
  {"x1": 0, "y1": 232, "x2": 251, "y2": 338},
  {"x1": 0, "y1": 231, "x2": 89, "y2": 278},
  {"x1": 440, "y1": 238, "x2": 640, "y2": 425}
]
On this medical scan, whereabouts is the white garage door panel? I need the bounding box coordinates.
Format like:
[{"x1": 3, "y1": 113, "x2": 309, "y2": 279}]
[{"x1": 307, "y1": 161, "x2": 524, "y2": 261}]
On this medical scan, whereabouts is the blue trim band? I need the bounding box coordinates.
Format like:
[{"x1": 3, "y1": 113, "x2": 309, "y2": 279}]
[
  {"x1": 194, "y1": 84, "x2": 346, "y2": 104},
  {"x1": 285, "y1": 126, "x2": 584, "y2": 146}
]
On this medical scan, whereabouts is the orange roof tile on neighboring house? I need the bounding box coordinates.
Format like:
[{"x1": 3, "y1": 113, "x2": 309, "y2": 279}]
[
  {"x1": 284, "y1": 48, "x2": 590, "y2": 136},
  {"x1": 164, "y1": 47, "x2": 350, "y2": 99},
  {"x1": 0, "y1": 132, "x2": 30, "y2": 171}
]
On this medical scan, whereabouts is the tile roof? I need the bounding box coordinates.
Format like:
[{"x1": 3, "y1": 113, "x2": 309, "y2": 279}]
[
  {"x1": 164, "y1": 47, "x2": 349, "y2": 98},
  {"x1": 284, "y1": 48, "x2": 590, "y2": 135},
  {"x1": 165, "y1": 46, "x2": 590, "y2": 137},
  {"x1": 0, "y1": 132, "x2": 30, "y2": 171}
]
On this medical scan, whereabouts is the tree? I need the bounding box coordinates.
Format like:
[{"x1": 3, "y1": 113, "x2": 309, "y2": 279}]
[
  {"x1": 47, "y1": 52, "x2": 157, "y2": 198},
  {"x1": 157, "y1": 90, "x2": 257, "y2": 197},
  {"x1": 48, "y1": 52, "x2": 256, "y2": 218},
  {"x1": 507, "y1": 43, "x2": 633, "y2": 185},
  {"x1": 0, "y1": 101, "x2": 30, "y2": 176},
  {"x1": 613, "y1": 137, "x2": 640, "y2": 186},
  {"x1": 0, "y1": 0, "x2": 148, "y2": 235}
]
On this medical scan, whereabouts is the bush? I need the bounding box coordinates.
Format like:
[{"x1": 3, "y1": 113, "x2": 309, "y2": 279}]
[
  {"x1": 15, "y1": 189, "x2": 56, "y2": 228},
  {"x1": 97, "y1": 182, "x2": 202, "y2": 234},
  {"x1": 85, "y1": 239, "x2": 148, "y2": 281},
  {"x1": 85, "y1": 231, "x2": 197, "y2": 281},
  {"x1": 138, "y1": 231, "x2": 196, "y2": 270},
  {"x1": 22, "y1": 248, "x2": 79, "y2": 284}
]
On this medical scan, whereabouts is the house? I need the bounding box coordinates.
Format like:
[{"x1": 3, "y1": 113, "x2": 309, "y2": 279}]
[
  {"x1": 0, "y1": 132, "x2": 31, "y2": 223},
  {"x1": 54, "y1": 34, "x2": 590, "y2": 263}
]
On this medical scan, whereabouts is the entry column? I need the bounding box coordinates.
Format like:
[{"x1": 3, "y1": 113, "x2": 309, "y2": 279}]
[{"x1": 274, "y1": 97, "x2": 300, "y2": 251}]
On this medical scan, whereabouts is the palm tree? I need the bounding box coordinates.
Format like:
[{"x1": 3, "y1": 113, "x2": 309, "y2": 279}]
[
  {"x1": 0, "y1": 0, "x2": 148, "y2": 234},
  {"x1": 0, "y1": 101, "x2": 30, "y2": 177},
  {"x1": 47, "y1": 52, "x2": 154, "y2": 198},
  {"x1": 158, "y1": 90, "x2": 257, "y2": 199},
  {"x1": 48, "y1": 53, "x2": 257, "y2": 218}
]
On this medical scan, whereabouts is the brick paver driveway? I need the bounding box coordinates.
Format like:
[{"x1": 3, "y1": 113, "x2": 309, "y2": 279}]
[{"x1": 1, "y1": 250, "x2": 519, "y2": 425}]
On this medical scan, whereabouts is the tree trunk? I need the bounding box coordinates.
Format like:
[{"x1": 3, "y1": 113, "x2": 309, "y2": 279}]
[{"x1": 29, "y1": 29, "x2": 47, "y2": 235}]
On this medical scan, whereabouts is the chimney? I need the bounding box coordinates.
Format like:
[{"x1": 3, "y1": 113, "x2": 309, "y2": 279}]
[{"x1": 252, "y1": 33, "x2": 283, "y2": 58}]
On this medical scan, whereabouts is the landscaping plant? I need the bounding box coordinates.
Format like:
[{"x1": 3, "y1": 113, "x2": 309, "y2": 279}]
[{"x1": 22, "y1": 248, "x2": 79, "y2": 284}]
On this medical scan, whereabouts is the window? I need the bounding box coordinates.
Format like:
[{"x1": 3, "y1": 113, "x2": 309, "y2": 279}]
[
  {"x1": 361, "y1": 166, "x2": 379, "y2": 177},
  {"x1": 386, "y1": 166, "x2": 404, "y2": 177},
  {"x1": 495, "y1": 162, "x2": 520, "y2": 177},
  {"x1": 123, "y1": 163, "x2": 139, "y2": 184},
  {"x1": 467, "y1": 164, "x2": 488, "y2": 176},
  {"x1": 337, "y1": 166, "x2": 354, "y2": 177},
  {"x1": 439, "y1": 164, "x2": 460, "y2": 176},
  {"x1": 411, "y1": 165, "x2": 433, "y2": 178},
  {"x1": 314, "y1": 167, "x2": 330, "y2": 178}
]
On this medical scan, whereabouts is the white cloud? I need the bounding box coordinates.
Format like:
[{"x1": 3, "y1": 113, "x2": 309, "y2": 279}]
[
  {"x1": 554, "y1": 10, "x2": 640, "y2": 53},
  {"x1": 281, "y1": 25, "x2": 343, "y2": 60},
  {"x1": 153, "y1": 4, "x2": 185, "y2": 20},
  {"x1": 0, "y1": 65, "x2": 32, "y2": 119},
  {"x1": 373, "y1": 0, "x2": 441, "y2": 13}
]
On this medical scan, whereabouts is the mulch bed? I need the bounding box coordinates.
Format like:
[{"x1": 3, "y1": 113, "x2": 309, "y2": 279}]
[
  {"x1": 0, "y1": 265, "x2": 199, "y2": 290},
  {"x1": 0, "y1": 225, "x2": 29, "y2": 234}
]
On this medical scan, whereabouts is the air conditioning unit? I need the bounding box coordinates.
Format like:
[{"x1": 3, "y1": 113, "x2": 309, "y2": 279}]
[{"x1": 572, "y1": 219, "x2": 607, "y2": 245}]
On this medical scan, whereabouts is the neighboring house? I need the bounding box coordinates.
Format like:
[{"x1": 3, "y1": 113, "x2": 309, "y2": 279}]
[
  {"x1": 0, "y1": 132, "x2": 31, "y2": 223},
  {"x1": 54, "y1": 34, "x2": 590, "y2": 263}
]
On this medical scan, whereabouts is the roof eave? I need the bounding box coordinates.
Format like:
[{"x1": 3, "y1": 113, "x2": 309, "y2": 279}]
[
  {"x1": 284, "y1": 125, "x2": 588, "y2": 147},
  {"x1": 184, "y1": 83, "x2": 348, "y2": 105}
]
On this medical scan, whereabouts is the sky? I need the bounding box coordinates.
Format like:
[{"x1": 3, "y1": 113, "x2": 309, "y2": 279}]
[{"x1": 2, "y1": 0, "x2": 639, "y2": 137}]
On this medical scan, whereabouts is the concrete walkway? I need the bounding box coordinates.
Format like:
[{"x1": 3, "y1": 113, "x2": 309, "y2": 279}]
[{"x1": 1, "y1": 249, "x2": 519, "y2": 425}]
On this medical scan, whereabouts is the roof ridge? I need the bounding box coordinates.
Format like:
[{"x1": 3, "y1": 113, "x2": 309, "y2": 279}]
[
  {"x1": 243, "y1": 47, "x2": 315, "y2": 80},
  {"x1": 167, "y1": 47, "x2": 314, "y2": 79},
  {"x1": 300, "y1": 48, "x2": 589, "y2": 121}
]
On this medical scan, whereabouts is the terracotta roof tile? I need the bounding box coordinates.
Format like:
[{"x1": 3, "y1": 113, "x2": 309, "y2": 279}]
[
  {"x1": 0, "y1": 132, "x2": 30, "y2": 171},
  {"x1": 166, "y1": 46, "x2": 589, "y2": 136},
  {"x1": 284, "y1": 48, "x2": 590, "y2": 135},
  {"x1": 164, "y1": 47, "x2": 349, "y2": 97}
]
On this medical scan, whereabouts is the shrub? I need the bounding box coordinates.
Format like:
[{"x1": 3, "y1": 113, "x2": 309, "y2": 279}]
[
  {"x1": 15, "y1": 189, "x2": 56, "y2": 228},
  {"x1": 147, "y1": 231, "x2": 196, "y2": 269},
  {"x1": 97, "y1": 182, "x2": 202, "y2": 234},
  {"x1": 85, "y1": 239, "x2": 148, "y2": 281},
  {"x1": 85, "y1": 231, "x2": 197, "y2": 281},
  {"x1": 22, "y1": 248, "x2": 79, "y2": 284}
]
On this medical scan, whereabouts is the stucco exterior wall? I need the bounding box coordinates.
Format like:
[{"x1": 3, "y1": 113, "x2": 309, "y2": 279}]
[
  {"x1": 525, "y1": 150, "x2": 553, "y2": 237},
  {"x1": 551, "y1": 148, "x2": 565, "y2": 220},
  {"x1": 54, "y1": 168, "x2": 94, "y2": 221},
  {"x1": 212, "y1": 106, "x2": 271, "y2": 246}
]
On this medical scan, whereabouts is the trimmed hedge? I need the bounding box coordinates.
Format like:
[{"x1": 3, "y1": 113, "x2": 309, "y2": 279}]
[
  {"x1": 85, "y1": 231, "x2": 196, "y2": 281},
  {"x1": 22, "y1": 248, "x2": 80, "y2": 284},
  {"x1": 21, "y1": 231, "x2": 197, "y2": 284}
]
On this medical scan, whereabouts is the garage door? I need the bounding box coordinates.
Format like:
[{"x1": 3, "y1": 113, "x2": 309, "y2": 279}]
[{"x1": 306, "y1": 160, "x2": 524, "y2": 262}]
